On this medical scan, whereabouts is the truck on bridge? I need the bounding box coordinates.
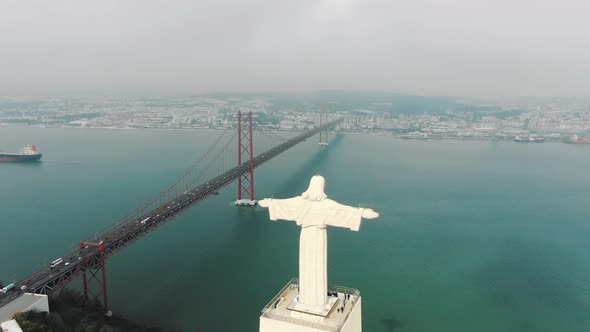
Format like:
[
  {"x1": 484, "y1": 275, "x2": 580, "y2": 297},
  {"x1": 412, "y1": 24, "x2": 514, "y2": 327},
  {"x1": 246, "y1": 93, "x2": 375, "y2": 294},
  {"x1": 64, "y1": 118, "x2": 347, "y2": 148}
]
[{"x1": 0, "y1": 283, "x2": 15, "y2": 294}]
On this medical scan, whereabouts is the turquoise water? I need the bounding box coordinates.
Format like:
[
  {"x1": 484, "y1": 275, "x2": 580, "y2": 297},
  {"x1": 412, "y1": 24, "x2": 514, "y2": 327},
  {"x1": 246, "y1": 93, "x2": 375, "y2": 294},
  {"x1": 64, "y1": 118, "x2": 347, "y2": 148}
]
[{"x1": 1, "y1": 126, "x2": 590, "y2": 331}]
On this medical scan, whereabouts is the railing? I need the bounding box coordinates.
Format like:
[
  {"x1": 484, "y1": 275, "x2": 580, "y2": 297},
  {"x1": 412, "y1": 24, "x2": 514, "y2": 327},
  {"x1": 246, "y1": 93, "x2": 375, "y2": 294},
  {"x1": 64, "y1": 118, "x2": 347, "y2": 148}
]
[
  {"x1": 328, "y1": 284, "x2": 361, "y2": 297},
  {"x1": 261, "y1": 278, "x2": 299, "y2": 313}
]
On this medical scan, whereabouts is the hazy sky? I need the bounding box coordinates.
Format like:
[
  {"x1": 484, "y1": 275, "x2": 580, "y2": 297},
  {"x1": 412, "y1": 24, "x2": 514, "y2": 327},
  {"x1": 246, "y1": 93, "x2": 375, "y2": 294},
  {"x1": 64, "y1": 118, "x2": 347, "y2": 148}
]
[{"x1": 1, "y1": 0, "x2": 589, "y2": 97}]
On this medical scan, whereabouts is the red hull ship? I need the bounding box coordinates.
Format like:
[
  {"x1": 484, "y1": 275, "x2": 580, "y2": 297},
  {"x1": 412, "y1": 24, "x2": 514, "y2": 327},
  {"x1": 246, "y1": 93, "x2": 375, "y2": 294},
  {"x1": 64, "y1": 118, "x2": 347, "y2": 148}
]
[
  {"x1": 0, "y1": 145, "x2": 42, "y2": 162},
  {"x1": 566, "y1": 134, "x2": 590, "y2": 144}
]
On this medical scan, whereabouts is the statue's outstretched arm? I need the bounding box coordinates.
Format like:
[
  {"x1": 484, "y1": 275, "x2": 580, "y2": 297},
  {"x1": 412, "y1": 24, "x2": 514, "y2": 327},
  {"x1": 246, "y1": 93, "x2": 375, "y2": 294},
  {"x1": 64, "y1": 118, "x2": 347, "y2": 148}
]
[
  {"x1": 324, "y1": 200, "x2": 379, "y2": 231},
  {"x1": 330, "y1": 201, "x2": 379, "y2": 219},
  {"x1": 258, "y1": 197, "x2": 302, "y2": 221},
  {"x1": 361, "y1": 208, "x2": 379, "y2": 219}
]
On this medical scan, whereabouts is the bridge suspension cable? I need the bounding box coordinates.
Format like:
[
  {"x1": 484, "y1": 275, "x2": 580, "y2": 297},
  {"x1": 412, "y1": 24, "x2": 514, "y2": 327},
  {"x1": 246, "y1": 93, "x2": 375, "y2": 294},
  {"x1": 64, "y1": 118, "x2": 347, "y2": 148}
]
[
  {"x1": 90, "y1": 129, "x2": 236, "y2": 241},
  {"x1": 123, "y1": 129, "x2": 233, "y2": 222},
  {"x1": 258, "y1": 129, "x2": 289, "y2": 142}
]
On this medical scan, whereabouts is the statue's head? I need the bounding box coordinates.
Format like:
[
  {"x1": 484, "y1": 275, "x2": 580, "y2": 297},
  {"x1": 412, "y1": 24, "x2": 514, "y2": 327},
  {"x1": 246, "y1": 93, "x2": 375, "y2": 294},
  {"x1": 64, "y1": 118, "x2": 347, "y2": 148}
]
[{"x1": 301, "y1": 175, "x2": 327, "y2": 202}]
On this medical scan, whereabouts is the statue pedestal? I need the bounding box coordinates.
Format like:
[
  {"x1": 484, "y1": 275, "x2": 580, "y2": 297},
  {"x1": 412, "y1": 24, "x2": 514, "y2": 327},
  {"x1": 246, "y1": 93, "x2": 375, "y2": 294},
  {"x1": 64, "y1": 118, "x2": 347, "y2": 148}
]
[
  {"x1": 287, "y1": 294, "x2": 339, "y2": 317},
  {"x1": 259, "y1": 279, "x2": 362, "y2": 332}
]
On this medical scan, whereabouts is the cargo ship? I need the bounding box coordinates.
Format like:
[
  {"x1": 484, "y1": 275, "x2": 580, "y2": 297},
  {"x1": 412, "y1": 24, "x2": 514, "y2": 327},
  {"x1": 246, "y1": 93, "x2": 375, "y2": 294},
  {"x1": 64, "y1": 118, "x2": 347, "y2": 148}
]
[
  {"x1": 400, "y1": 132, "x2": 430, "y2": 140},
  {"x1": 0, "y1": 145, "x2": 42, "y2": 162},
  {"x1": 514, "y1": 136, "x2": 544, "y2": 143},
  {"x1": 566, "y1": 134, "x2": 590, "y2": 144}
]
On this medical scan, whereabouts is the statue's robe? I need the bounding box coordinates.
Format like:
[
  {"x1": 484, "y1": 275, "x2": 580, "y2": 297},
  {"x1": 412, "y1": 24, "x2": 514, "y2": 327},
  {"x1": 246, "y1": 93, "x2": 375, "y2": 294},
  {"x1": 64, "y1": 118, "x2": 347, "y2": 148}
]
[{"x1": 263, "y1": 197, "x2": 365, "y2": 310}]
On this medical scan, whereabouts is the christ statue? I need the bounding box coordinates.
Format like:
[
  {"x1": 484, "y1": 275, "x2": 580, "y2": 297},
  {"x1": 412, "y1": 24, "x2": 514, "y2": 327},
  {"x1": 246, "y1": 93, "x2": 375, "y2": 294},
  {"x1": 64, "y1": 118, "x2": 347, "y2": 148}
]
[{"x1": 258, "y1": 175, "x2": 379, "y2": 314}]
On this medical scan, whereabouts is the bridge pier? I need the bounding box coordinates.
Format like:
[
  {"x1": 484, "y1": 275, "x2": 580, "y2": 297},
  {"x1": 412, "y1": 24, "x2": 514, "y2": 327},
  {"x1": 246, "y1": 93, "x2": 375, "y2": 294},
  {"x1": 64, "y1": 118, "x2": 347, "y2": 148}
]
[{"x1": 236, "y1": 111, "x2": 256, "y2": 206}]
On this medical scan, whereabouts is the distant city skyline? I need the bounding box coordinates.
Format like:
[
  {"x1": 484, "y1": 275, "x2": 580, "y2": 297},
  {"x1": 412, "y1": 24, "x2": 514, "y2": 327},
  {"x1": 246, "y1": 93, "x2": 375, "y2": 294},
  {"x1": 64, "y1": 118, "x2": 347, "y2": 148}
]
[
  {"x1": 2, "y1": 94, "x2": 589, "y2": 141},
  {"x1": 1, "y1": 0, "x2": 589, "y2": 98}
]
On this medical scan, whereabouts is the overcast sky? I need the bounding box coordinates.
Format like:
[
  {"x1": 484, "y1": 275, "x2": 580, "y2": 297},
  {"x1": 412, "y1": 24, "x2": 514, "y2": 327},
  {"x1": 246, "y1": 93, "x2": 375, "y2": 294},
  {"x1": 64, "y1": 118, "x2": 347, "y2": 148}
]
[{"x1": 1, "y1": 0, "x2": 589, "y2": 98}]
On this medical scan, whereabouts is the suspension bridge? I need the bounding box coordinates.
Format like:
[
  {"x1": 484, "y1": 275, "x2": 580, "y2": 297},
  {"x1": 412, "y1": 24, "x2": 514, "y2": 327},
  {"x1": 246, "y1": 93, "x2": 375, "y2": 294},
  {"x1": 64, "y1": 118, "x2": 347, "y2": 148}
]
[{"x1": 0, "y1": 111, "x2": 341, "y2": 314}]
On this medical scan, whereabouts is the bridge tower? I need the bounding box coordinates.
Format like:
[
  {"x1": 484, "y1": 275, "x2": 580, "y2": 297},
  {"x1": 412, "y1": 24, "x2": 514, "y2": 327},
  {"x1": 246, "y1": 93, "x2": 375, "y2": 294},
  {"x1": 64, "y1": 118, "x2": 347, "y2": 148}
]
[
  {"x1": 80, "y1": 241, "x2": 112, "y2": 316},
  {"x1": 319, "y1": 111, "x2": 329, "y2": 145},
  {"x1": 236, "y1": 111, "x2": 256, "y2": 206}
]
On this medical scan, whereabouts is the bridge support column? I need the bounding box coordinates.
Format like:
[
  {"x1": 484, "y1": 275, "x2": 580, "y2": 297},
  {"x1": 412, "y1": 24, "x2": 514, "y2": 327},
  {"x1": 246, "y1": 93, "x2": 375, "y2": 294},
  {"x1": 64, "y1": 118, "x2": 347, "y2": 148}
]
[
  {"x1": 80, "y1": 243, "x2": 89, "y2": 300},
  {"x1": 236, "y1": 111, "x2": 256, "y2": 206},
  {"x1": 99, "y1": 243, "x2": 109, "y2": 315},
  {"x1": 80, "y1": 241, "x2": 111, "y2": 316}
]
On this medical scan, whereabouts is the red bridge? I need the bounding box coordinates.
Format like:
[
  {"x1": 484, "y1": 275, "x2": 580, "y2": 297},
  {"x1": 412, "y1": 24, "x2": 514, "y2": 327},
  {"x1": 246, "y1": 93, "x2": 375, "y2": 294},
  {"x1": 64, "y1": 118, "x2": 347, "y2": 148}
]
[{"x1": 0, "y1": 112, "x2": 342, "y2": 314}]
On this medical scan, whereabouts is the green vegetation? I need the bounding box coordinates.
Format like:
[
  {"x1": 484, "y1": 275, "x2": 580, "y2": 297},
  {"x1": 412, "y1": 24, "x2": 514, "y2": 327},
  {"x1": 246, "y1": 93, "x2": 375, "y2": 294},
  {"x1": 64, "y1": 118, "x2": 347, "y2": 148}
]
[
  {"x1": 13, "y1": 289, "x2": 177, "y2": 332},
  {"x1": 255, "y1": 113, "x2": 281, "y2": 126}
]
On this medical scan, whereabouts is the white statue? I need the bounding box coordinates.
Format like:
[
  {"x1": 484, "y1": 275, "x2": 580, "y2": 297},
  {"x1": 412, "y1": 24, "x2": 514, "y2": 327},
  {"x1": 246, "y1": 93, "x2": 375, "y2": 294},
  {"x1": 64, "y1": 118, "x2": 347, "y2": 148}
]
[{"x1": 258, "y1": 175, "x2": 379, "y2": 314}]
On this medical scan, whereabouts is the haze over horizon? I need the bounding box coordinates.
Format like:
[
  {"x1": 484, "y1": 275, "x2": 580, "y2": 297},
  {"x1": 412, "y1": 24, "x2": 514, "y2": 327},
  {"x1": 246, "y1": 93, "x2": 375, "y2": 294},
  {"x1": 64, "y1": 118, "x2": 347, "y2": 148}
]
[{"x1": 1, "y1": 0, "x2": 589, "y2": 98}]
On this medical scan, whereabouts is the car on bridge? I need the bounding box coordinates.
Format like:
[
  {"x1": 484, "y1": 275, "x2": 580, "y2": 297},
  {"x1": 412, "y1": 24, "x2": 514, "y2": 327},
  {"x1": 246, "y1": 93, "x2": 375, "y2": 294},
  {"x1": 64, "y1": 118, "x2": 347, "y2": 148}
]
[
  {"x1": 50, "y1": 258, "x2": 63, "y2": 269},
  {"x1": 19, "y1": 279, "x2": 32, "y2": 291}
]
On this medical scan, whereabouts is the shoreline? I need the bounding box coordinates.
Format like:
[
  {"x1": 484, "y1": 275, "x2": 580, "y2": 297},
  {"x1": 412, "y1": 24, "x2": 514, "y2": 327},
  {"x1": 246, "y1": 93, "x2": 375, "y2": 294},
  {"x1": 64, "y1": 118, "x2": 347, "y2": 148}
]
[{"x1": 1, "y1": 123, "x2": 586, "y2": 144}]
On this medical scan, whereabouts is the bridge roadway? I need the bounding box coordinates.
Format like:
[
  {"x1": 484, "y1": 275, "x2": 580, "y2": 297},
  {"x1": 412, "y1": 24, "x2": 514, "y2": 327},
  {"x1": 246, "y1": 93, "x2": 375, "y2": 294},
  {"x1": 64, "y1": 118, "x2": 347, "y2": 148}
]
[{"x1": 0, "y1": 119, "x2": 342, "y2": 308}]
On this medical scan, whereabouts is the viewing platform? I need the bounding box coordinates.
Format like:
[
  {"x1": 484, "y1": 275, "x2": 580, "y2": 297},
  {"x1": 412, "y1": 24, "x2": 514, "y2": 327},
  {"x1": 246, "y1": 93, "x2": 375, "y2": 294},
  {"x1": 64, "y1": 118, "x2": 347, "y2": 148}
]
[{"x1": 260, "y1": 278, "x2": 362, "y2": 332}]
